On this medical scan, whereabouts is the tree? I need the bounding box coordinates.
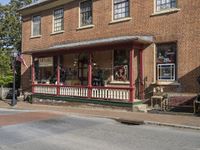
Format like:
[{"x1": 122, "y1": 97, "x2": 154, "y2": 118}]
[
  {"x1": 0, "y1": 51, "x2": 13, "y2": 86},
  {"x1": 0, "y1": 0, "x2": 31, "y2": 87}
]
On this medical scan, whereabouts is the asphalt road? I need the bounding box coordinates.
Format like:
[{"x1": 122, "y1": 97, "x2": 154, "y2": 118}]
[{"x1": 0, "y1": 109, "x2": 200, "y2": 150}]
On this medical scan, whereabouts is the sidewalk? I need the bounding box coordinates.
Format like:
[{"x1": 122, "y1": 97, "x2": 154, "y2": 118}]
[{"x1": 0, "y1": 100, "x2": 200, "y2": 130}]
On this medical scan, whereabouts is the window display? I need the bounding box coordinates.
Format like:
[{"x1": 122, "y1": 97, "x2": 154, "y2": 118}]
[
  {"x1": 156, "y1": 43, "x2": 176, "y2": 81},
  {"x1": 113, "y1": 49, "x2": 129, "y2": 81}
]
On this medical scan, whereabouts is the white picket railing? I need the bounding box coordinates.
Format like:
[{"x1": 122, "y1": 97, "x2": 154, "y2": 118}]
[
  {"x1": 92, "y1": 88, "x2": 130, "y2": 101},
  {"x1": 60, "y1": 86, "x2": 88, "y2": 97},
  {"x1": 33, "y1": 85, "x2": 130, "y2": 101},
  {"x1": 34, "y1": 85, "x2": 57, "y2": 95}
]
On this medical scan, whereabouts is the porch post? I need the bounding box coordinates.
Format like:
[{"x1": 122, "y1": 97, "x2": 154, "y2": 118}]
[
  {"x1": 129, "y1": 46, "x2": 135, "y2": 102},
  {"x1": 88, "y1": 52, "x2": 92, "y2": 98},
  {"x1": 139, "y1": 49, "x2": 144, "y2": 100},
  {"x1": 57, "y1": 55, "x2": 60, "y2": 96},
  {"x1": 31, "y1": 56, "x2": 35, "y2": 94}
]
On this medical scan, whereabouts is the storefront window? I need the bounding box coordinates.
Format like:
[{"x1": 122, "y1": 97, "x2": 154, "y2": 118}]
[
  {"x1": 34, "y1": 57, "x2": 57, "y2": 84},
  {"x1": 113, "y1": 49, "x2": 129, "y2": 81},
  {"x1": 156, "y1": 43, "x2": 176, "y2": 81}
]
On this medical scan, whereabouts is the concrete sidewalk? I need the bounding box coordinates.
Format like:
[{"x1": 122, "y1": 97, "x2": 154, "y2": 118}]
[{"x1": 0, "y1": 100, "x2": 200, "y2": 130}]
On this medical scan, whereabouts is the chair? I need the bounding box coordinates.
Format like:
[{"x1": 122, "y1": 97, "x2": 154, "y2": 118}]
[{"x1": 151, "y1": 87, "x2": 169, "y2": 111}]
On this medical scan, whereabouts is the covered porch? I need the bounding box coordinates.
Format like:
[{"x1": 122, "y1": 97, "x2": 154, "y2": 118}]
[{"x1": 29, "y1": 36, "x2": 153, "y2": 103}]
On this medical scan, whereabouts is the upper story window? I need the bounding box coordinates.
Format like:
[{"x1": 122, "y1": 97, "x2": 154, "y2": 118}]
[
  {"x1": 80, "y1": 0, "x2": 92, "y2": 27},
  {"x1": 156, "y1": 43, "x2": 177, "y2": 81},
  {"x1": 32, "y1": 15, "x2": 41, "y2": 36},
  {"x1": 53, "y1": 8, "x2": 64, "y2": 32},
  {"x1": 113, "y1": 0, "x2": 129, "y2": 20},
  {"x1": 156, "y1": 0, "x2": 177, "y2": 12}
]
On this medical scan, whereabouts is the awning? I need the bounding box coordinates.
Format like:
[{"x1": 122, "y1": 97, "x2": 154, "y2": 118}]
[{"x1": 23, "y1": 35, "x2": 154, "y2": 55}]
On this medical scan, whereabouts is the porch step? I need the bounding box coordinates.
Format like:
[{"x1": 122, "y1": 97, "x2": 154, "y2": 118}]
[{"x1": 132, "y1": 99, "x2": 149, "y2": 113}]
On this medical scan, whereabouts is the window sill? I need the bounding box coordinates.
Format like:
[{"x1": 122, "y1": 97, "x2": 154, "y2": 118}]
[
  {"x1": 76, "y1": 24, "x2": 94, "y2": 30},
  {"x1": 50, "y1": 31, "x2": 64, "y2": 35},
  {"x1": 109, "y1": 17, "x2": 132, "y2": 25},
  {"x1": 153, "y1": 81, "x2": 180, "y2": 86},
  {"x1": 30, "y1": 35, "x2": 42, "y2": 39},
  {"x1": 151, "y1": 8, "x2": 180, "y2": 17}
]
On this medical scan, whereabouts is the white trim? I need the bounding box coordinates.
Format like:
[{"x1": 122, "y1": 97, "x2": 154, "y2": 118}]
[
  {"x1": 156, "y1": 81, "x2": 180, "y2": 86},
  {"x1": 151, "y1": 8, "x2": 180, "y2": 16},
  {"x1": 109, "y1": 17, "x2": 132, "y2": 25},
  {"x1": 78, "y1": 0, "x2": 93, "y2": 28},
  {"x1": 50, "y1": 30, "x2": 65, "y2": 35},
  {"x1": 76, "y1": 24, "x2": 94, "y2": 30},
  {"x1": 153, "y1": 0, "x2": 179, "y2": 15},
  {"x1": 157, "y1": 63, "x2": 176, "y2": 81},
  {"x1": 112, "y1": 0, "x2": 130, "y2": 22},
  {"x1": 30, "y1": 35, "x2": 42, "y2": 39}
]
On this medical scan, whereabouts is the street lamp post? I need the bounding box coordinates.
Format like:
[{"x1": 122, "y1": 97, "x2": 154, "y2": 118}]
[{"x1": 11, "y1": 49, "x2": 18, "y2": 106}]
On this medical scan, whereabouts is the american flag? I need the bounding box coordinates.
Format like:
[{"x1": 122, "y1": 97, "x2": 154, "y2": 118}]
[{"x1": 16, "y1": 53, "x2": 28, "y2": 68}]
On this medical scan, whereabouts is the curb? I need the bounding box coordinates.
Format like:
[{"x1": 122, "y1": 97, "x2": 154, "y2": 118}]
[
  {"x1": 112, "y1": 118, "x2": 200, "y2": 130},
  {"x1": 144, "y1": 121, "x2": 200, "y2": 130}
]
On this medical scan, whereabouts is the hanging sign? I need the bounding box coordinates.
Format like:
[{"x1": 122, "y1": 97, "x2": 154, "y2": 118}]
[{"x1": 39, "y1": 57, "x2": 53, "y2": 67}]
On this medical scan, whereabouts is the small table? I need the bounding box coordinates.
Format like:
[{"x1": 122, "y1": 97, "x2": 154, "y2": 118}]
[
  {"x1": 151, "y1": 95, "x2": 169, "y2": 111},
  {"x1": 151, "y1": 95, "x2": 163, "y2": 110}
]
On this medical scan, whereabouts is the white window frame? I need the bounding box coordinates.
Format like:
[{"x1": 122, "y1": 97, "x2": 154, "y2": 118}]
[
  {"x1": 157, "y1": 63, "x2": 175, "y2": 81},
  {"x1": 154, "y1": 0, "x2": 177, "y2": 12},
  {"x1": 31, "y1": 15, "x2": 41, "y2": 37},
  {"x1": 113, "y1": 0, "x2": 130, "y2": 20},
  {"x1": 79, "y1": 0, "x2": 93, "y2": 27},
  {"x1": 53, "y1": 8, "x2": 64, "y2": 33}
]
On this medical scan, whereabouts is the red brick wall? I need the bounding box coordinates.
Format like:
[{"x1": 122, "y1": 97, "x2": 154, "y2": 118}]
[{"x1": 21, "y1": 0, "x2": 200, "y2": 96}]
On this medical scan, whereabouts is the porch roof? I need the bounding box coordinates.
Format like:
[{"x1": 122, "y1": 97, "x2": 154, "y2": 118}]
[{"x1": 23, "y1": 35, "x2": 154, "y2": 55}]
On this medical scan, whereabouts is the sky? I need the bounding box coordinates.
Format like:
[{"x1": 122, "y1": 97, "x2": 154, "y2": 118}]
[{"x1": 0, "y1": 0, "x2": 10, "y2": 5}]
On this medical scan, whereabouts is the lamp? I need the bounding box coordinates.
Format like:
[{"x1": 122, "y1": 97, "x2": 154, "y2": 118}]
[{"x1": 11, "y1": 49, "x2": 18, "y2": 106}]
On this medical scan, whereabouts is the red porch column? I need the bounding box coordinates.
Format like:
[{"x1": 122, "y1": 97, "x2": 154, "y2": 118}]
[
  {"x1": 88, "y1": 52, "x2": 92, "y2": 98},
  {"x1": 31, "y1": 56, "x2": 35, "y2": 94},
  {"x1": 139, "y1": 49, "x2": 144, "y2": 100},
  {"x1": 129, "y1": 47, "x2": 135, "y2": 102},
  {"x1": 56, "y1": 55, "x2": 60, "y2": 96}
]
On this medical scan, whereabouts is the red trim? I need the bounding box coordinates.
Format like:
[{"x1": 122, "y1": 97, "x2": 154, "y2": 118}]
[
  {"x1": 139, "y1": 50, "x2": 144, "y2": 100},
  {"x1": 129, "y1": 47, "x2": 135, "y2": 102},
  {"x1": 31, "y1": 57, "x2": 35, "y2": 94},
  {"x1": 88, "y1": 52, "x2": 92, "y2": 98},
  {"x1": 57, "y1": 56, "x2": 60, "y2": 96}
]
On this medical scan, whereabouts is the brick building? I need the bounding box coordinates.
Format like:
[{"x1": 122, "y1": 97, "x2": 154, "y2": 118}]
[{"x1": 19, "y1": 0, "x2": 200, "y2": 108}]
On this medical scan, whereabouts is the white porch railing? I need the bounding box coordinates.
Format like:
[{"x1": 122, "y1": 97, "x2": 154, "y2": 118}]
[
  {"x1": 33, "y1": 84, "x2": 130, "y2": 101},
  {"x1": 60, "y1": 86, "x2": 88, "y2": 97},
  {"x1": 34, "y1": 85, "x2": 57, "y2": 95},
  {"x1": 92, "y1": 87, "x2": 130, "y2": 101}
]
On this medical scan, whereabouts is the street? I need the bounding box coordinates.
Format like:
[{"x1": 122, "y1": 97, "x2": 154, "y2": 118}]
[{"x1": 0, "y1": 108, "x2": 200, "y2": 150}]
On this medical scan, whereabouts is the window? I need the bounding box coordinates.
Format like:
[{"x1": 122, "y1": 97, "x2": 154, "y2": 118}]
[
  {"x1": 32, "y1": 15, "x2": 41, "y2": 36},
  {"x1": 53, "y1": 8, "x2": 64, "y2": 32},
  {"x1": 156, "y1": 43, "x2": 177, "y2": 81},
  {"x1": 156, "y1": 0, "x2": 177, "y2": 12},
  {"x1": 80, "y1": 0, "x2": 92, "y2": 27},
  {"x1": 113, "y1": 49, "x2": 129, "y2": 81},
  {"x1": 113, "y1": 0, "x2": 129, "y2": 20}
]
